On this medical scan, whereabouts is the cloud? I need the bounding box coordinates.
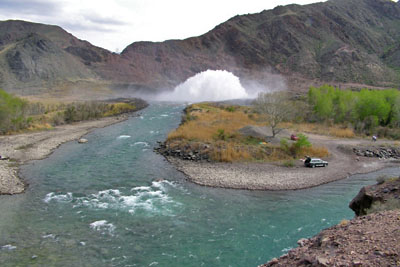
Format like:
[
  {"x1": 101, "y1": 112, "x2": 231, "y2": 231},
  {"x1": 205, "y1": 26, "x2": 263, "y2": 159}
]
[
  {"x1": 85, "y1": 15, "x2": 126, "y2": 26},
  {"x1": 0, "y1": 0, "x2": 326, "y2": 52},
  {"x1": 0, "y1": 0, "x2": 59, "y2": 14},
  {"x1": 60, "y1": 21, "x2": 116, "y2": 33}
]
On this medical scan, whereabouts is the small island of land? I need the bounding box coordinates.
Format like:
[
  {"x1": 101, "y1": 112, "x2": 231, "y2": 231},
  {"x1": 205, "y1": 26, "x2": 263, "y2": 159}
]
[{"x1": 158, "y1": 86, "x2": 400, "y2": 190}]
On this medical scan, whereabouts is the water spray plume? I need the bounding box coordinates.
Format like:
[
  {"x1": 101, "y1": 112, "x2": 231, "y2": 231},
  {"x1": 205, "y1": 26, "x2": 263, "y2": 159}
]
[{"x1": 158, "y1": 70, "x2": 250, "y2": 102}]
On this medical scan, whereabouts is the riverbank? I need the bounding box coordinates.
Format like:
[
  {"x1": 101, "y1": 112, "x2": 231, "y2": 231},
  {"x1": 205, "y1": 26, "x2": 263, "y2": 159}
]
[
  {"x1": 166, "y1": 134, "x2": 399, "y2": 190},
  {"x1": 260, "y1": 177, "x2": 400, "y2": 266},
  {"x1": 0, "y1": 112, "x2": 143, "y2": 195},
  {"x1": 261, "y1": 209, "x2": 400, "y2": 266}
]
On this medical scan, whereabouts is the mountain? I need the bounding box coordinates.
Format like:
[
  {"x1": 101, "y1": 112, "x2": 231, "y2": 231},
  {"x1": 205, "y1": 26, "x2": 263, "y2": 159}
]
[
  {"x1": 0, "y1": 0, "x2": 400, "y2": 96},
  {"x1": 119, "y1": 0, "x2": 400, "y2": 91}
]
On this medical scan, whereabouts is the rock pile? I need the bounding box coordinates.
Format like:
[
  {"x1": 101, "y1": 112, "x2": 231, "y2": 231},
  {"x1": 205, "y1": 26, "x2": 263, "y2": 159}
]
[
  {"x1": 155, "y1": 142, "x2": 211, "y2": 162},
  {"x1": 353, "y1": 146, "x2": 400, "y2": 159}
]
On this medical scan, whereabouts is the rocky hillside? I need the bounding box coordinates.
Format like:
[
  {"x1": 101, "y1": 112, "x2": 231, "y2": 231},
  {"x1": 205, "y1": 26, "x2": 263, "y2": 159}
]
[
  {"x1": 0, "y1": 20, "x2": 126, "y2": 96},
  {"x1": 1, "y1": 0, "x2": 400, "y2": 96},
  {"x1": 119, "y1": 0, "x2": 400, "y2": 91}
]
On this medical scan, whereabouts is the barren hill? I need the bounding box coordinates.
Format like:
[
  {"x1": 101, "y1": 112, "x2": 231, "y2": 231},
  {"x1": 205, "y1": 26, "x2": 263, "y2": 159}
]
[{"x1": 1, "y1": 0, "x2": 400, "y2": 96}]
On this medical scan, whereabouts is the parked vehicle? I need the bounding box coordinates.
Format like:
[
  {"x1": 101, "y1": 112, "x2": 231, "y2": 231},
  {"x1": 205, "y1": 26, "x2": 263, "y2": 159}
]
[
  {"x1": 304, "y1": 157, "x2": 328, "y2": 168},
  {"x1": 290, "y1": 134, "x2": 299, "y2": 141}
]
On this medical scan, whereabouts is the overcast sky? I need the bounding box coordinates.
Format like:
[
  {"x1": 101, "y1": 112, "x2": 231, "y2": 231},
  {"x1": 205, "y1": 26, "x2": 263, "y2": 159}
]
[{"x1": 0, "y1": 0, "x2": 325, "y2": 52}]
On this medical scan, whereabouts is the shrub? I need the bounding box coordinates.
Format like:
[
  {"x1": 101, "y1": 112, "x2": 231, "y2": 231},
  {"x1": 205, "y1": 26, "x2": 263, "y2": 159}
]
[
  {"x1": 376, "y1": 175, "x2": 387, "y2": 185},
  {"x1": 368, "y1": 197, "x2": 400, "y2": 214},
  {"x1": 0, "y1": 89, "x2": 30, "y2": 133},
  {"x1": 290, "y1": 134, "x2": 311, "y2": 157},
  {"x1": 282, "y1": 160, "x2": 295, "y2": 167},
  {"x1": 225, "y1": 106, "x2": 236, "y2": 112},
  {"x1": 216, "y1": 129, "x2": 226, "y2": 141},
  {"x1": 280, "y1": 138, "x2": 290, "y2": 153}
]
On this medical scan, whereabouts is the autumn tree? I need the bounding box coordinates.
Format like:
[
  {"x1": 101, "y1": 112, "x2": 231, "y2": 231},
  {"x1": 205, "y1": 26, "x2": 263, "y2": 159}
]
[{"x1": 253, "y1": 91, "x2": 293, "y2": 137}]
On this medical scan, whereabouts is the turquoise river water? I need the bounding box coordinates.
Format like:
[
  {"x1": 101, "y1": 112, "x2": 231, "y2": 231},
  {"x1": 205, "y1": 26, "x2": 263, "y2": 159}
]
[{"x1": 0, "y1": 103, "x2": 399, "y2": 267}]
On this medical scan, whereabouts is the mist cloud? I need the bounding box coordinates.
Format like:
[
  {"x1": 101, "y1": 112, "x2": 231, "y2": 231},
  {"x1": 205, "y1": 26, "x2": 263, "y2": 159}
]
[{"x1": 156, "y1": 70, "x2": 273, "y2": 102}]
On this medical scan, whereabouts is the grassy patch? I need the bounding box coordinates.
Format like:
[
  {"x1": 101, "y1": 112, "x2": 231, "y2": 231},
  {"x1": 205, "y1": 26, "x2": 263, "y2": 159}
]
[
  {"x1": 281, "y1": 122, "x2": 355, "y2": 138},
  {"x1": 167, "y1": 103, "x2": 262, "y2": 142},
  {"x1": 0, "y1": 94, "x2": 142, "y2": 135},
  {"x1": 166, "y1": 103, "x2": 329, "y2": 163},
  {"x1": 103, "y1": 103, "x2": 136, "y2": 117}
]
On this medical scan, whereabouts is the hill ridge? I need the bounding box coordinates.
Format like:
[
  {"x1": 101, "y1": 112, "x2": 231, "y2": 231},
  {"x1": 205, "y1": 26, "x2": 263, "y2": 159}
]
[{"x1": 0, "y1": 0, "x2": 399, "y2": 96}]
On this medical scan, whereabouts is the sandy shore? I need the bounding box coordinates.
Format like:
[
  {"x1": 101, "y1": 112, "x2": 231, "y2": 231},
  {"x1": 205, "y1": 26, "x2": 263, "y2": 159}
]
[
  {"x1": 0, "y1": 115, "x2": 130, "y2": 195},
  {"x1": 167, "y1": 135, "x2": 399, "y2": 190}
]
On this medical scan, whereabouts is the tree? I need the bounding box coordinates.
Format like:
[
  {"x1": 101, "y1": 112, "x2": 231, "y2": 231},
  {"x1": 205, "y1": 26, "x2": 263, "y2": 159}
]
[{"x1": 253, "y1": 91, "x2": 293, "y2": 137}]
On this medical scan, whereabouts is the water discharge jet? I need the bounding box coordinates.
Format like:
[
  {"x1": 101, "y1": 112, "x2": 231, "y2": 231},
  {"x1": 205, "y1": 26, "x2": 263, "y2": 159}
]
[{"x1": 157, "y1": 70, "x2": 258, "y2": 102}]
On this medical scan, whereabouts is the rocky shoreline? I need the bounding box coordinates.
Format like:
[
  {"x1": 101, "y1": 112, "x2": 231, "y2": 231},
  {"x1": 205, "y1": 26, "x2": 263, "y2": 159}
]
[
  {"x1": 0, "y1": 102, "x2": 147, "y2": 195},
  {"x1": 260, "y1": 177, "x2": 400, "y2": 266},
  {"x1": 158, "y1": 138, "x2": 399, "y2": 190}
]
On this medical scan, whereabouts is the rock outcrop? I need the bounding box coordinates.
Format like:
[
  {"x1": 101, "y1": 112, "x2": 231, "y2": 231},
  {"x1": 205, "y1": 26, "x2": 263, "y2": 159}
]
[
  {"x1": 260, "y1": 210, "x2": 400, "y2": 267},
  {"x1": 349, "y1": 176, "x2": 400, "y2": 216},
  {"x1": 260, "y1": 177, "x2": 400, "y2": 266}
]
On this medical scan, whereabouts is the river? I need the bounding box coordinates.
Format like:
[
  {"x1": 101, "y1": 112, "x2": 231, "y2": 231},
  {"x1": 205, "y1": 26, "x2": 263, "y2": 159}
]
[{"x1": 0, "y1": 103, "x2": 398, "y2": 267}]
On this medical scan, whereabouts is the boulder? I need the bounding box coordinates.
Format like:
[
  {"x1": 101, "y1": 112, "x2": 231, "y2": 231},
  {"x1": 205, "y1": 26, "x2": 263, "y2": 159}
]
[
  {"x1": 349, "y1": 177, "x2": 400, "y2": 216},
  {"x1": 78, "y1": 138, "x2": 88, "y2": 144}
]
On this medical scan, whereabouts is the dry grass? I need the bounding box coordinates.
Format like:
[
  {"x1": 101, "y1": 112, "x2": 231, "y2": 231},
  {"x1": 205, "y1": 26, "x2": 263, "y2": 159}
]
[
  {"x1": 166, "y1": 103, "x2": 331, "y2": 163},
  {"x1": 281, "y1": 122, "x2": 355, "y2": 138},
  {"x1": 301, "y1": 146, "x2": 330, "y2": 158},
  {"x1": 7, "y1": 122, "x2": 53, "y2": 134},
  {"x1": 210, "y1": 142, "x2": 252, "y2": 162},
  {"x1": 167, "y1": 104, "x2": 262, "y2": 141},
  {"x1": 104, "y1": 103, "x2": 136, "y2": 117}
]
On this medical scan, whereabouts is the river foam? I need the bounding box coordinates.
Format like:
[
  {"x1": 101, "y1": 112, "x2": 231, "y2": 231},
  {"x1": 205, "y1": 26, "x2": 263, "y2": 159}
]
[
  {"x1": 117, "y1": 135, "x2": 131, "y2": 139},
  {"x1": 90, "y1": 220, "x2": 116, "y2": 235},
  {"x1": 1, "y1": 245, "x2": 17, "y2": 250},
  {"x1": 43, "y1": 180, "x2": 180, "y2": 216}
]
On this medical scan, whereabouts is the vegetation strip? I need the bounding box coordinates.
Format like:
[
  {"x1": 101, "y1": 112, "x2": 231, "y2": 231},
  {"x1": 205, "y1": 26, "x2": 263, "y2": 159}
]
[{"x1": 0, "y1": 89, "x2": 147, "y2": 134}]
